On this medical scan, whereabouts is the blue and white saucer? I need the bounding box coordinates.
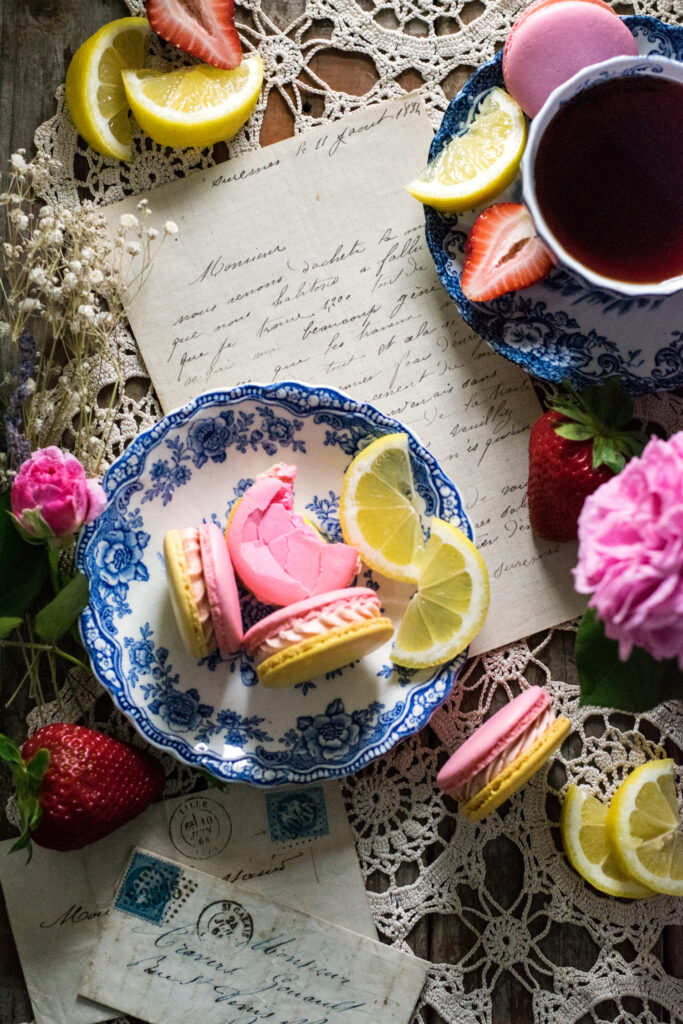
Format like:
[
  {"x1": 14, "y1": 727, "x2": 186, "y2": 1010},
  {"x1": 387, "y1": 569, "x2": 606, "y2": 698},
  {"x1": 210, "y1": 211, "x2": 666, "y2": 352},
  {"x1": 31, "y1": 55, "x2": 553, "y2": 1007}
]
[
  {"x1": 77, "y1": 382, "x2": 471, "y2": 786},
  {"x1": 425, "y1": 16, "x2": 683, "y2": 395}
]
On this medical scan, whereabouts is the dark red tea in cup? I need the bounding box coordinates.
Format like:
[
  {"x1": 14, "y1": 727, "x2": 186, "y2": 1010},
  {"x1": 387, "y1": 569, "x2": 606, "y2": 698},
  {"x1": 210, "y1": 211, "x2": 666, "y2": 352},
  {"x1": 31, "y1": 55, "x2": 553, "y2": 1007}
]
[{"x1": 533, "y1": 75, "x2": 683, "y2": 285}]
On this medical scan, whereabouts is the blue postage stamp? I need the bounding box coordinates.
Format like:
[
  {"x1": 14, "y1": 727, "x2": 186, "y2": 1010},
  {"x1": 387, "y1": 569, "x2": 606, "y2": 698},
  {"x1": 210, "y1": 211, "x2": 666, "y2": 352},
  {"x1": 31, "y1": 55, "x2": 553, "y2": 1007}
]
[
  {"x1": 265, "y1": 786, "x2": 329, "y2": 842},
  {"x1": 115, "y1": 850, "x2": 195, "y2": 925}
]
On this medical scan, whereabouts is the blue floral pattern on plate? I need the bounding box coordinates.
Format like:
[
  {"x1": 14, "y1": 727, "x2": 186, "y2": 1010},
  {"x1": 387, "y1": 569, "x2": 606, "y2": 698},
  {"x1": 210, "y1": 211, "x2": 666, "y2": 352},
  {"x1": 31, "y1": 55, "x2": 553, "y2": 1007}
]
[
  {"x1": 424, "y1": 17, "x2": 683, "y2": 395},
  {"x1": 77, "y1": 382, "x2": 471, "y2": 786}
]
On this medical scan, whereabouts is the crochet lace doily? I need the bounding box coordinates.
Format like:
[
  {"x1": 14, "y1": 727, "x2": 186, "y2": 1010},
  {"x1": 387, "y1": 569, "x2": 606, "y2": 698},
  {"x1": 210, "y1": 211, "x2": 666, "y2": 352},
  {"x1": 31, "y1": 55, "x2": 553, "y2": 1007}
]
[{"x1": 18, "y1": 1, "x2": 683, "y2": 1022}]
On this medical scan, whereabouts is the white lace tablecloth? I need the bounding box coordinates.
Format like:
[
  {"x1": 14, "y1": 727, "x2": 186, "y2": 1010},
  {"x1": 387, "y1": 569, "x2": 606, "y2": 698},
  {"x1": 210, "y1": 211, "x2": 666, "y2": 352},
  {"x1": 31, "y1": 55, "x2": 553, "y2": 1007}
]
[{"x1": 23, "y1": 0, "x2": 683, "y2": 1021}]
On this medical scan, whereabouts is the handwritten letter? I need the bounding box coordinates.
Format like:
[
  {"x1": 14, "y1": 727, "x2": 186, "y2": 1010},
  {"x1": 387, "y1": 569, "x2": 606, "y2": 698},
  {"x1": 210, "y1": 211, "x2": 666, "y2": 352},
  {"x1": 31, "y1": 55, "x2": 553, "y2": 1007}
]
[
  {"x1": 112, "y1": 97, "x2": 586, "y2": 653},
  {"x1": 79, "y1": 848, "x2": 428, "y2": 1024}
]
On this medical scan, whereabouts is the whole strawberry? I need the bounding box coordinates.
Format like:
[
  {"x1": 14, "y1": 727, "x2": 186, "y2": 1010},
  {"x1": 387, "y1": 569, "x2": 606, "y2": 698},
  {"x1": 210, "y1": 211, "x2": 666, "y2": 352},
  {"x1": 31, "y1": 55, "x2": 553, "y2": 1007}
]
[
  {"x1": 0, "y1": 724, "x2": 165, "y2": 857},
  {"x1": 527, "y1": 379, "x2": 647, "y2": 541}
]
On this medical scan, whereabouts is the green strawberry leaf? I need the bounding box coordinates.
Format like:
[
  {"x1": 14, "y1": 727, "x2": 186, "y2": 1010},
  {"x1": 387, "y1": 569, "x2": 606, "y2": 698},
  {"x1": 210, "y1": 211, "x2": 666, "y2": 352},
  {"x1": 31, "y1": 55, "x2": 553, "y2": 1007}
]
[
  {"x1": 592, "y1": 436, "x2": 626, "y2": 474},
  {"x1": 587, "y1": 377, "x2": 633, "y2": 428},
  {"x1": 554, "y1": 423, "x2": 595, "y2": 442},
  {"x1": 0, "y1": 734, "x2": 49, "y2": 862},
  {"x1": 34, "y1": 573, "x2": 89, "y2": 642},
  {"x1": 0, "y1": 495, "x2": 49, "y2": 618},
  {"x1": 575, "y1": 608, "x2": 683, "y2": 712}
]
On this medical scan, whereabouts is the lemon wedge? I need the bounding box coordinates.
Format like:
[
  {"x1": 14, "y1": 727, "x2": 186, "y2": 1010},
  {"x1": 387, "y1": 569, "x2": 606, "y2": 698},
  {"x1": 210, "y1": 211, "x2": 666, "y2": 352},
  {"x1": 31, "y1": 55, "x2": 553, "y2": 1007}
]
[
  {"x1": 339, "y1": 433, "x2": 426, "y2": 583},
  {"x1": 65, "y1": 17, "x2": 152, "y2": 161},
  {"x1": 391, "y1": 517, "x2": 490, "y2": 668},
  {"x1": 606, "y1": 759, "x2": 683, "y2": 897},
  {"x1": 121, "y1": 56, "x2": 263, "y2": 149},
  {"x1": 406, "y1": 87, "x2": 527, "y2": 212},
  {"x1": 560, "y1": 785, "x2": 653, "y2": 898}
]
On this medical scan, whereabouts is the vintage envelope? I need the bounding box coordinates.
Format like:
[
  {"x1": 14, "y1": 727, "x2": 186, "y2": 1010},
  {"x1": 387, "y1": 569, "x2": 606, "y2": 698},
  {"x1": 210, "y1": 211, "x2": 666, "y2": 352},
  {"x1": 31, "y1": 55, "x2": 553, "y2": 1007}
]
[
  {"x1": 79, "y1": 846, "x2": 428, "y2": 1024},
  {"x1": 0, "y1": 781, "x2": 375, "y2": 1024}
]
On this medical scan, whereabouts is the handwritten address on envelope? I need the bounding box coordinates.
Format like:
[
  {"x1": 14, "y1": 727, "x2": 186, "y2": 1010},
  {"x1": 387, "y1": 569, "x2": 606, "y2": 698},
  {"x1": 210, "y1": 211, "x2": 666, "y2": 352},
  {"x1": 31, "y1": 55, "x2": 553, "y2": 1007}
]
[
  {"x1": 79, "y1": 848, "x2": 428, "y2": 1024},
  {"x1": 111, "y1": 96, "x2": 586, "y2": 653}
]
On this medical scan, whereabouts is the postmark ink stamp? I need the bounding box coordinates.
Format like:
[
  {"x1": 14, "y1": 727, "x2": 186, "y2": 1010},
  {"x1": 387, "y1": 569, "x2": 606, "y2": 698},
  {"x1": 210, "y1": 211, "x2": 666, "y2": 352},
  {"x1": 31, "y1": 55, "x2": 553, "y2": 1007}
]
[
  {"x1": 196, "y1": 900, "x2": 253, "y2": 948},
  {"x1": 265, "y1": 786, "x2": 329, "y2": 842},
  {"x1": 169, "y1": 795, "x2": 232, "y2": 860},
  {"x1": 115, "y1": 851, "x2": 197, "y2": 925}
]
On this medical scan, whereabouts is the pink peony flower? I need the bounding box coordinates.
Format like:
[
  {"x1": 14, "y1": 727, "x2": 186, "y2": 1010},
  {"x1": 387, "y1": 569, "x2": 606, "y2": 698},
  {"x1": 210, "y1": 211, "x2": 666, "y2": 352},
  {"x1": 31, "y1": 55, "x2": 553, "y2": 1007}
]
[
  {"x1": 11, "y1": 446, "x2": 107, "y2": 544},
  {"x1": 573, "y1": 431, "x2": 683, "y2": 667}
]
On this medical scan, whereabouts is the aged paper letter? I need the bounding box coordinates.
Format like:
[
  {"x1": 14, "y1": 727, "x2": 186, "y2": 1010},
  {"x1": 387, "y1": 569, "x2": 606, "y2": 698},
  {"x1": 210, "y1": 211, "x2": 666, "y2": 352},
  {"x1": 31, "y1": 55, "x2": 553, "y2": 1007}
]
[{"x1": 112, "y1": 96, "x2": 586, "y2": 653}]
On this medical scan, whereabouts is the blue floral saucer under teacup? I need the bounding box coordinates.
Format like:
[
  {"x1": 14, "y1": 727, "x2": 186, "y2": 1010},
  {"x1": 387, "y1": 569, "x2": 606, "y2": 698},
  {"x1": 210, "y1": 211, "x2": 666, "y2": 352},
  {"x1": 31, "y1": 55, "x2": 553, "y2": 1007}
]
[{"x1": 425, "y1": 16, "x2": 683, "y2": 395}]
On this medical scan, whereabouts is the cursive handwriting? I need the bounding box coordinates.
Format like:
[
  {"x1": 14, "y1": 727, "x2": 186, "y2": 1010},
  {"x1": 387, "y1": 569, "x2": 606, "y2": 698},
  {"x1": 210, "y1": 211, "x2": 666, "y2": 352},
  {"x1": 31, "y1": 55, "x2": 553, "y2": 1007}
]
[{"x1": 40, "y1": 903, "x2": 110, "y2": 928}]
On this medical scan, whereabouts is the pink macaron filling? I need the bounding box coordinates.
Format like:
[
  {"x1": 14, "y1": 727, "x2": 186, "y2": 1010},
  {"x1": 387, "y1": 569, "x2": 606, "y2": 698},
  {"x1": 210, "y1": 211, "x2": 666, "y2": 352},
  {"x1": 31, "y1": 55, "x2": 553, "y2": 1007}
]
[
  {"x1": 243, "y1": 588, "x2": 383, "y2": 665},
  {"x1": 436, "y1": 686, "x2": 556, "y2": 800},
  {"x1": 446, "y1": 704, "x2": 556, "y2": 801}
]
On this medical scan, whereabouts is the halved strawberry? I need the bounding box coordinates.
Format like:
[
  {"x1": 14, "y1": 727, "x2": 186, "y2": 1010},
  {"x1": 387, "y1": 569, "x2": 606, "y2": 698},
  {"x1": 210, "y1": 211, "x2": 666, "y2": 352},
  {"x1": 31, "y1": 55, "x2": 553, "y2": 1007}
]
[
  {"x1": 146, "y1": 0, "x2": 242, "y2": 70},
  {"x1": 460, "y1": 202, "x2": 555, "y2": 302}
]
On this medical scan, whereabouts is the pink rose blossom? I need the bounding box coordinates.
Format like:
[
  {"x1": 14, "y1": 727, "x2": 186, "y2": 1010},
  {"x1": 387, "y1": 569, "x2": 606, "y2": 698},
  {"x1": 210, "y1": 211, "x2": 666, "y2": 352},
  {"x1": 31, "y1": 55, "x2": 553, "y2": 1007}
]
[
  {"x1": 573, "y1": 431, "x2": 683, "y2": 667},
  {"x1": 11, "y1": 446, "x2": 107, "y2": 544}
]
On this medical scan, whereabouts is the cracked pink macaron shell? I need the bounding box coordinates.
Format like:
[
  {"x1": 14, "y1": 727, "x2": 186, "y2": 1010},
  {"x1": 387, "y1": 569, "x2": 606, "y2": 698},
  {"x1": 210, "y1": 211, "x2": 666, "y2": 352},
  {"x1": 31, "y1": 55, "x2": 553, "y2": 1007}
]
[
  {"x1": 242, "y1": 587, "x2": 380, "y2": 654},
  {"x1": 198, "y1": 521, "x2": 243, "y2": 656},
  {"x1": 502, "y1": 0, "x2": 638, "y2": 116},
  {"x1": 226, "y1": 476, "x2": 359, "y2": 607},
  {"x1": 436, "y1": 686, "x2": 551, "y2": 794}
]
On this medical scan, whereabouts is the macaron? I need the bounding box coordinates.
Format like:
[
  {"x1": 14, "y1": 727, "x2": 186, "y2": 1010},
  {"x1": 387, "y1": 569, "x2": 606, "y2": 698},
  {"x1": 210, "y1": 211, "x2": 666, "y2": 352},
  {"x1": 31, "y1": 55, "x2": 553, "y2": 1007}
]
[
  {"x1": 436, "y1": 685, "x2": 571, "y2": 819},
  {"x1": 164, "y1": 522, "x2": 243, "y2": 659},
  {"x1": 502, "y1": 0, "x2": 638, "y2": 116},
  {"x1": 226, "y1": 472, "x2": 359, "y2": 607},
  {"x1": 242, "y1": 588, "x2": 394, "y2": 688}
]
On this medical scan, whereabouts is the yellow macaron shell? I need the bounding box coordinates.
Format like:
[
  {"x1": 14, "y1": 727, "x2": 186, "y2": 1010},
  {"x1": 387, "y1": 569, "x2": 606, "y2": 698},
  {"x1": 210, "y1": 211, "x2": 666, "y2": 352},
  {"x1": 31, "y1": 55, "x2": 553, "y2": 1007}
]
[
  {"x1": 257, "y1": 617, "x2": 394, "y2": 688},
  {"x1": 163, "y1": 529, "x2": 209, "y2": 659},
  {"x1": 460, "y1": 715, "x2": 571, "y2": 820}
]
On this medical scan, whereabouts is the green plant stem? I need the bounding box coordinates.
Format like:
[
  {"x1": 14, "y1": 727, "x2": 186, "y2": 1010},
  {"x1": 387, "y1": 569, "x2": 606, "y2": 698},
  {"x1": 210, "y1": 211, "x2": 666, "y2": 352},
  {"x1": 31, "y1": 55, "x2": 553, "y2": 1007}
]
[
  {"x1": 48, "y1": 547, "x2": 61, "y2": 594},
  {"x1": 0, "y1": 638, "x2": 89, "y2": 671}
]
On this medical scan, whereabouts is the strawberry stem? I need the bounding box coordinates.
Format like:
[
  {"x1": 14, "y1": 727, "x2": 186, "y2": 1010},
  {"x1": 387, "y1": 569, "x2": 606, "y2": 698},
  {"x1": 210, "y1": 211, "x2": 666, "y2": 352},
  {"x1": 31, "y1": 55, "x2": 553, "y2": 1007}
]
[
  {"x1": 549, "y1": 379, "x2": 647, "y2": 474},
  {"x1": 0, "y1": 733, "x2": 49, "y2": 862}
]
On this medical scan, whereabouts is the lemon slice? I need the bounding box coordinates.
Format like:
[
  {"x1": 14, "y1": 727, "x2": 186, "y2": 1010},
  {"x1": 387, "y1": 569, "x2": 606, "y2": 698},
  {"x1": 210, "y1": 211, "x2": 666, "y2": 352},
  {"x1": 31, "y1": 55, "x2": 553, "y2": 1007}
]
[
  {"x1": 339, "y1": 433, "x2": 426, "y2": 583},
  {"x1": 391, "y1": 518, "x2": 490, "y2": 668},
  {"x1": 606, "y1": 759, "x2": 683, "y2": 896},
  {"x1": 406, "y1": 87, "x2": 527, "y2": 212},
  {"x1": 560, "y1": 785, "x2": 653, "y2": 898},
  {"x1": 121, "y1": 56, "x2": 263, "y2": 149},
  {"x1": 65, "y1": 17, "x2": 152, "y2": 161}
]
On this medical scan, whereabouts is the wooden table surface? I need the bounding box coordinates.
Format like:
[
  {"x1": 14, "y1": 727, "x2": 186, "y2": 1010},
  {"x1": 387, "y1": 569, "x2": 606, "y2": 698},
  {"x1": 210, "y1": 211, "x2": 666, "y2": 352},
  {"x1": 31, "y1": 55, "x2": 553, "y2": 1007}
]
[{"x1": 1, "y1": 2, "x2": 681, "y2": 1023}]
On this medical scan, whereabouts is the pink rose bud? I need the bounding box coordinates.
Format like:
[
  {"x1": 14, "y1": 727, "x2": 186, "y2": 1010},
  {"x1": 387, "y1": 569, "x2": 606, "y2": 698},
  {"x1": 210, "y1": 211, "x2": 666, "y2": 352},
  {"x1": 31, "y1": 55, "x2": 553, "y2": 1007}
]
[{"x1": 11, "y1": 446, "x2": 107, "y2": 544}]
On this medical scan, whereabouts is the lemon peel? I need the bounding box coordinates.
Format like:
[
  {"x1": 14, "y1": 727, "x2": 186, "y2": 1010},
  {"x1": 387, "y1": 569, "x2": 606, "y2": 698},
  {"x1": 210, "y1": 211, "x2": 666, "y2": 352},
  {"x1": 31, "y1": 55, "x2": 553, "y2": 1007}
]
[{"x1": 65, "y1": 17, "x2": 152, "y2": 161}]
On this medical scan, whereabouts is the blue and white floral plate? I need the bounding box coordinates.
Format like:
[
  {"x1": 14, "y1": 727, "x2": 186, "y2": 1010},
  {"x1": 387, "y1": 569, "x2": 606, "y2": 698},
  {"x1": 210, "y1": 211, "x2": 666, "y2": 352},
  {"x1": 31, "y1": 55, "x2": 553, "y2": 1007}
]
[
  {"x1": 77, "y1": 383, "x2": 471, "y2": 786},
  {"x1": 425, "y1": 16, "x2": 683, "y2": 395}
]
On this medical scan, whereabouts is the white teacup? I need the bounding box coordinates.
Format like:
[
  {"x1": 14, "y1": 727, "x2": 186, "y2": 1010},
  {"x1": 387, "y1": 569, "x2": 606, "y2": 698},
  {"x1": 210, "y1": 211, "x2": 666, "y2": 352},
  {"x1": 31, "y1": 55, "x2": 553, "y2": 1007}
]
[{"x1": 521, "y1": 55, "x2": 683, "y2": 297}]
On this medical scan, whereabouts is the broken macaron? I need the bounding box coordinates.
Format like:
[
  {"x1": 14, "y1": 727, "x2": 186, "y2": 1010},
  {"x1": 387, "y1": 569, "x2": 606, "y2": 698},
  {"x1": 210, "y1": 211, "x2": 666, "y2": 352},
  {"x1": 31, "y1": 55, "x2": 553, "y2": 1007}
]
[{"x1": 226, "y1": 469, "x2": 360, "y2": 607}]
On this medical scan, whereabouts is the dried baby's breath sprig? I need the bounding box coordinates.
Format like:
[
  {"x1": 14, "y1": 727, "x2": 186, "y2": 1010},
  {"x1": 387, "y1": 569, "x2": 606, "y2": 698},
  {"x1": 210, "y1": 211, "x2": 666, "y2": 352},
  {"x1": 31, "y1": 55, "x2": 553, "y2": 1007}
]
[{"x1": 0, "y1": 150, "x2": 172, "y2": 485}]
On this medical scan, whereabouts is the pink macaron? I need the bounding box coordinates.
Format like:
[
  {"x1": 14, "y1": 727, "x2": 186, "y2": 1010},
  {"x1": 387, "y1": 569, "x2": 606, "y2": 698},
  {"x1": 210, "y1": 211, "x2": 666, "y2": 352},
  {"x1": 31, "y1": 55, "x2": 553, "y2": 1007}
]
[
  {"x1": 164, "y1": 521, "x2": 243, "y2": 659},
  {"x1": 436, "y1": 686, "x2": 571, "y2": 819},
  {"x1": 226, "y1": 472, "x2": 359, "y2": 608},
  {"x1": 242, "y1": 588, "x2": 394, "y2": 688},
  {"x1": 503, "y1": 0, "x2": 638, "y2": 116}
]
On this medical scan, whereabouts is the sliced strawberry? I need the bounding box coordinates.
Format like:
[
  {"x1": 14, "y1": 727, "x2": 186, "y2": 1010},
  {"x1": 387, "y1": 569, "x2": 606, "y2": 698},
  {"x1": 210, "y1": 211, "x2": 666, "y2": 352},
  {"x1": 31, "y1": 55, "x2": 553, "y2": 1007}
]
[
  {"x1": 460, "y1": 202, "x2": 555, "y2": 302},
  {"x1": 146, "y1": 0, "x2": 242, "y2": 70}
]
